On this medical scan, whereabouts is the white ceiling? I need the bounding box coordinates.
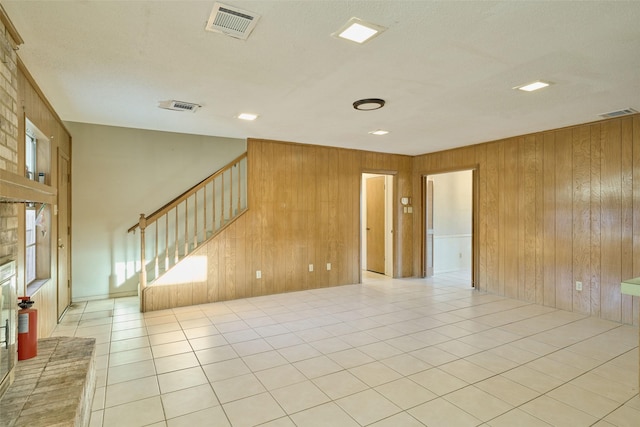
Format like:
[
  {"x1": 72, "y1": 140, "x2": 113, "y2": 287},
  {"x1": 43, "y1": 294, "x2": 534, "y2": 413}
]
[{"x1": 4, "y1": 1, "x2": 640, "y2": 155}]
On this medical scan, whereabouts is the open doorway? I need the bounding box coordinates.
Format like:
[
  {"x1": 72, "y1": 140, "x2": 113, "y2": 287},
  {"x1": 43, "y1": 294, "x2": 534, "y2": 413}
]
[
  {"x1": 423, "y1": 169, "x2": 474, "y2": 286},
  {"x1": 362, "y1": 173, "x2": 393, "y2": 277}
]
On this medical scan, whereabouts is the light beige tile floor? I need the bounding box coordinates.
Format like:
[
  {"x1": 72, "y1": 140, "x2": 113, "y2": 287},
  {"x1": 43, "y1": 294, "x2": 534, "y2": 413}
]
[{"x1": 52, "y1": 271, "x2": 639, "y2": 426}]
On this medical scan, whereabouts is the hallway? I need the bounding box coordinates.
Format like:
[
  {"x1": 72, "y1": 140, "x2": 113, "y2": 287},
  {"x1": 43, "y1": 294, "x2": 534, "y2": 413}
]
[{"x1": 55, "y1": 275, "x2": 639, "y2": 426}]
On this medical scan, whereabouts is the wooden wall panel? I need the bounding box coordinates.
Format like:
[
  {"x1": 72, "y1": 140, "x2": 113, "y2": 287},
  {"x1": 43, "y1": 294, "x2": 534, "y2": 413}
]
[
  {"x1": 485, "y1": 142, "x2": 500, "y2": 294},
  {"x1": 207, "y1": 238, "x2": 220, "y2": 302},
  {"x1": 503, "y1": 139, "x2": 519, "y2": 299},
  {"x1": 590, "y1": 123, "x2": 602, "y2": 317},
  {"x1": 572, "y1": 126, "x2": 591, "y2": 314},
  {"x1": 16, "y1": 62, "x2": 72, "y2": 334},
  {"x1": 633, "y1": 116, "x2": 640, "y2": 325},
  {"x1": 620, "y1": 118, "x2": 634, "y2": 325},
  {"x1": 534, "y1": 134, "x2": 544, "y2": 305},
  {"x1": 555, "y1": 129, "x2": 573, "y2": 312},
  {"x1": 302, "y1": 146, "x2": 316, "y2": 290},
  {"x1": 413, "y1": 114, "x2": 640, "y2": 324},
  {"x1": 522, "y1": 136, "x2": 537, "y2": 303},
  {"x1": 144, "y1": 139, "x2": 413, "y2": 310},
  {"x1": 516, "y1": 138, "x2": 525, "y2": 301},
  {"x1": 477, "y1": 144, "x2": 488, "y2": 289},
  {"x1": 600, "y1": 120, "x2": 622, "y2": 322},
  {"x1": 145, "y1": 115, "x2": 639, "y2": 325},
  {"x1": 395, "y1": 156, "x2": 413, "y2": 277},
  {"x1": 30, "y1": 279, "x2": 57, "y2": 339},
  {"x1": 497, "y1": 141, "x2": 507, "y2": 298},
  {"x1": 542, "y1": 132, "x2": 556, "y2": 308}
]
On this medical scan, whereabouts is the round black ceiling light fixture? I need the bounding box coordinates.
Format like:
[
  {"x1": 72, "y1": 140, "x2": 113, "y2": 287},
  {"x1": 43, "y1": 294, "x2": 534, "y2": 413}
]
[{"x1": 353, "y1": 98, "x2": 385, "y2": 111}]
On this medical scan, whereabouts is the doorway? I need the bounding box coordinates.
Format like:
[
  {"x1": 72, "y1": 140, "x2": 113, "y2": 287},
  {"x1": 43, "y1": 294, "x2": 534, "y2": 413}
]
[
  {"x1": 362, "y1": 174, "x2": 393, "y2": 277},
  {"x1": 422, "y1": 169, "x2": 475, "y2": 286}
]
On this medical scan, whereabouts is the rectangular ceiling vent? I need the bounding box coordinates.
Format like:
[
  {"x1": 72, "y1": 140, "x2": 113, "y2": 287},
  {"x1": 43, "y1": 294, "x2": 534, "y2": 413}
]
[
  {"x1": 205, "y1": 2, "x2": 261, "y2": 40},
  {"x1": 158, "y1": 100, "x2": 201, "y2": 112},
  {"x1": 598, "y1": 108, "x2": 637, "y2": 118}
]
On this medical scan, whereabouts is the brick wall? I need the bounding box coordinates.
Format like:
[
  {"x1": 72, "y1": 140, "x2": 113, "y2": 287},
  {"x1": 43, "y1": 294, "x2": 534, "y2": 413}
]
[{"x1": 0, "y1": 19, "x2": 19, "y2": 260}]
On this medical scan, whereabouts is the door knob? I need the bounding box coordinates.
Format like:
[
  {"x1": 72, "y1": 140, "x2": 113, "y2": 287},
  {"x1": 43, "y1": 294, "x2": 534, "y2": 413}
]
[{"x1": 58, "y1": 243, "x2": 65, "y2": 249}]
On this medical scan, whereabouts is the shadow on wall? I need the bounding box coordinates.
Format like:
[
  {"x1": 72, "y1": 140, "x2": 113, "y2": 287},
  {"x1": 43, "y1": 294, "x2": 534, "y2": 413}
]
[{"x1": 108, "y1": 230, "x2": 140, "y2": 297}]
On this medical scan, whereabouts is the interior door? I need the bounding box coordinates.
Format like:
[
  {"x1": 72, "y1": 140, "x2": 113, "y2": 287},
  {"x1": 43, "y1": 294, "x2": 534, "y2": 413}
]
[
  {"x1": 57, "y1": 151, "x2": 71, "y2": 320},
  {"x1": 425, "y1": 177, "x2": 434, "y2": 277},
  {"x1": 366, "y1": 176, "x2": 385, "y2": 274}
]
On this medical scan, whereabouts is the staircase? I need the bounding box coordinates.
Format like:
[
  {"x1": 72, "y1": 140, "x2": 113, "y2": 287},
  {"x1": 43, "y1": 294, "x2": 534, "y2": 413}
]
[{"x1": 128, "y1": 153, "x2": 247, "y2": 311}]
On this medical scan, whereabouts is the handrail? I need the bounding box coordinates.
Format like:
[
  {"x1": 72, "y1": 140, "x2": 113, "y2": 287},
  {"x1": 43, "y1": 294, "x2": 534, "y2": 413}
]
[
  {"x1": 127, "y1": 152, "x2": 247, "y2": 233},
  {"x1": 130, "y1": 152, "x2": 248, "y2": 312}
]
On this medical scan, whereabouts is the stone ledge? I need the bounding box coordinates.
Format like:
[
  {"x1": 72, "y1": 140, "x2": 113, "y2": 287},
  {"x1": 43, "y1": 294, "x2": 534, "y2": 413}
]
[{"x1": 0, "y1": 337, "x2": 96, "y2": 427}]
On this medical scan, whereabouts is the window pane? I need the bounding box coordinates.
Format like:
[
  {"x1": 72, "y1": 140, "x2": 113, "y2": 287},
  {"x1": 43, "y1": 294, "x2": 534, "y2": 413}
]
[
  {"x1": 25, "y1": 208, "x2": 36, "y2": 284},
  {"x1": 26, "y1": 209, "x2": 36, "y2": 245},
  {"x1": 25, "y1": 245, "x2": 36, "y2": 284},
  {"x1": 25, "y1": 135, "x2": 36, "y2": 179}
]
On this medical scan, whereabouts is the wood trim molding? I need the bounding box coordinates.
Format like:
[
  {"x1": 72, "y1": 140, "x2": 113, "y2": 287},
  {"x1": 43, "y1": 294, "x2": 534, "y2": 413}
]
[
  {"x1": 0, "y1": 4, "x2": 24, "y2": 46},
  {"x1": 0, "y1": 169, "x2": 57, "y2": 204}
]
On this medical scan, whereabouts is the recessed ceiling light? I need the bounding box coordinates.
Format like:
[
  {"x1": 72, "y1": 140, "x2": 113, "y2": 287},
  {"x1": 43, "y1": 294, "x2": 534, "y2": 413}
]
[
  {"x1": 237, "y1": 113, "x2": 258, "y2": 121},
  {"x1": 353, "y1": 98, "x2": 385, "y2": 111},
  {"x1": 333, "y1": 18, "x2": 386, "y2": 44},
  {"x1": 514, "y1": 81, "x2": 551, "y2": 92},
  {"x1": 369, "y1": 130, "x2": 389, "y2": 135}
]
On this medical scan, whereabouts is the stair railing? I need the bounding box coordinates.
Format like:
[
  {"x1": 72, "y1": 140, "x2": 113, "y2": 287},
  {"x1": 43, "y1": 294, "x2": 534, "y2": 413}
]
[{"x1": 128, "y1": 153, "x2": 247, "y2": 310}]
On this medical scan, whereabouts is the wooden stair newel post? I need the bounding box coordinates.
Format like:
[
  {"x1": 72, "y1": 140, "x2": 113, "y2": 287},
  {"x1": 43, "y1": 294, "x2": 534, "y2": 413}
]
[{"x1": 139, "y1": 213, "x2": 147, "y2": 312}]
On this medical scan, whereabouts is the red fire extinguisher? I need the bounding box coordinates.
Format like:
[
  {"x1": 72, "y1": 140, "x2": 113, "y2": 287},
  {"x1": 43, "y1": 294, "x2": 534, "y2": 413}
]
[{"x1": 18, "y1": 296, "x2": 37, "y2": 360}]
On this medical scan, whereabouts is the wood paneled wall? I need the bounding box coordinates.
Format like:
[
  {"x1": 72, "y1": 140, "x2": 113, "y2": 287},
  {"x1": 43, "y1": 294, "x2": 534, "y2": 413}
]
[
  {"x1": 145, "y1": 117, "x2": 640, "y2": 325},
  {"x1": 413, "y1": 115, "x2": 640, "y2": 324},
  {"x1": 29, "y1": 279, "x2": 57, "y2": 339},
  {"x1": 144, "y1": 139, "x2": 413, "y2": 310},
  {"x1": 17, "y1": 61, "x2": 72, "y2": 337}
]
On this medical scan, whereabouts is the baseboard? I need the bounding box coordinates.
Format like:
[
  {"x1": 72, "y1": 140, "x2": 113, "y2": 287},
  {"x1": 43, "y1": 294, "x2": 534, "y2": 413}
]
[{"x1": 72, "y1": 289, "x2": 138, "y2": 302}]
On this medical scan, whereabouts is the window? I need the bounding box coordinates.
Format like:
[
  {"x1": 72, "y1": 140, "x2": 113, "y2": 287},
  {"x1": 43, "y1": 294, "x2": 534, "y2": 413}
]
[
  {"x1": 25, "y1": 133, "x2": 36, "y2": 180},
  {"x1": 23, "y1": 120, "x2": 51, "y2": 293},
  {"x1": 25, "y1": 207, "x2": 36, "y2": 284},
  {"x1": 25, "y1": 118, "x2": 49, "y2": 184}
]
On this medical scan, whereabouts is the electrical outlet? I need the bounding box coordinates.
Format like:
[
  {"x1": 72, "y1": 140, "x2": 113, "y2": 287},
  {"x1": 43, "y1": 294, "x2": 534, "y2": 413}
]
[
  {"x1": 326, "y1": 263, "x2": 331, "y2": 271},
  {"x1": 256, "y1": 270, "x2": 261, "y2": 279},
  {"x1": 309, "y1": 264, "x2": 314, "y2": 272},
  {"x1": 576, "y1": 281, "x2": 582, "y2": 291}
]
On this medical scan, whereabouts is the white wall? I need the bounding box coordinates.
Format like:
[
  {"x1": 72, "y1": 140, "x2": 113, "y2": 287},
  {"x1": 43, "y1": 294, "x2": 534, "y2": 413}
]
[
  {"x1": 66, "y1": 122, "x2": 245, "y2": 300},
  {"x1": 431, "y1": 170, "x2": 472, "y2": 274}
]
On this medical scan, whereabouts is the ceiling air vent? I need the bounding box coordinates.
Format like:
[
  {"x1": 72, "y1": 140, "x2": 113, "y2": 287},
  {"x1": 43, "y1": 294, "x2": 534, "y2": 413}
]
[
  {"x1": 598, "y1": 108, "x2": 637, "y2": 119},
  {"x1": 205, "y1": 2, "x2": 261, "y2": 40},
  {"x1": 158, "y1": 100, "x2": 201, "y2": 112}
]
